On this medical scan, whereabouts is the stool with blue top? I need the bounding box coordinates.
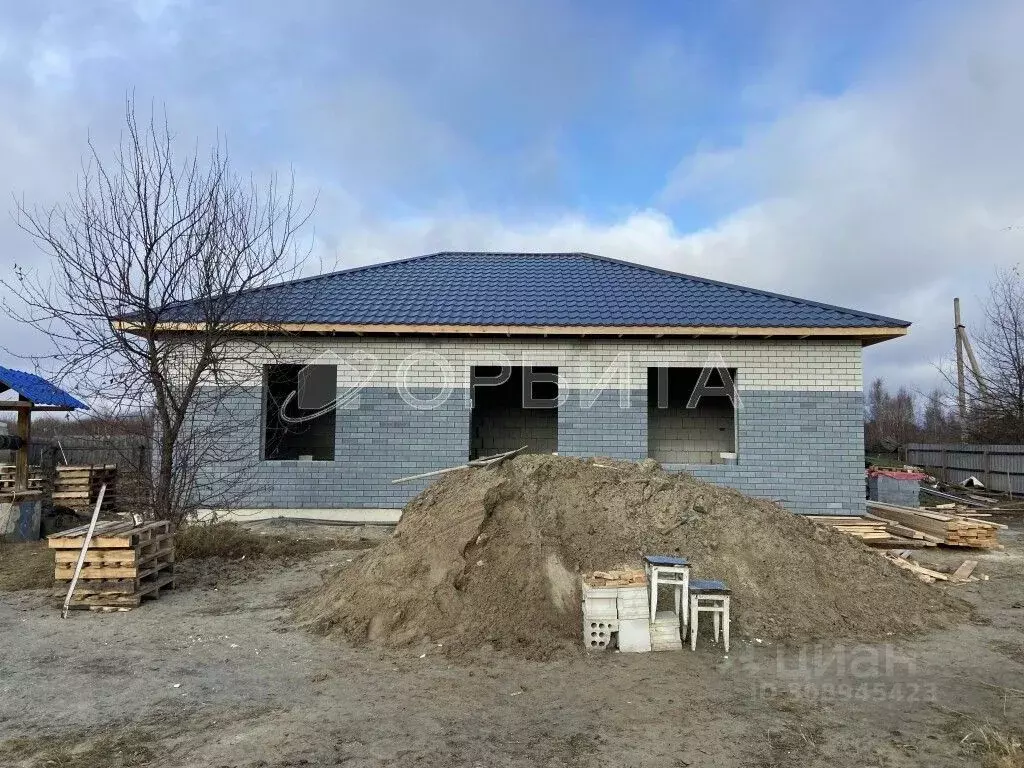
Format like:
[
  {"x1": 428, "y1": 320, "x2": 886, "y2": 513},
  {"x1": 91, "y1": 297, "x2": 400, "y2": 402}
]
[
  {"x1": 688, "y1": 579, "x2": 731, "y2": 652},
  {"x1": 642, "y1": 555, "x2": 690, "y2": 627}
]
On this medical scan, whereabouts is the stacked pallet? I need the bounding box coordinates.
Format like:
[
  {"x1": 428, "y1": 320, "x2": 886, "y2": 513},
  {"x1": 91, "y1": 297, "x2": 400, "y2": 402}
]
[
  {"x1": 0, "y1": 465, "x2": 42, "y2": 491},
  {"x1": 868, "y1": 502, "x2": 1002, "y2": 549},
  {"x1": 48, "y1": 520, "x2": 174, "y2": 610},
  {"x1": 0, "y1": 463, "x2": 117, "y2": 511},
  {"x1": 805, "y1": 515, "x2": 937, "y2": 548},
  {"x1": 53, "y1": 465, "x2": 117, "y2": 514}
]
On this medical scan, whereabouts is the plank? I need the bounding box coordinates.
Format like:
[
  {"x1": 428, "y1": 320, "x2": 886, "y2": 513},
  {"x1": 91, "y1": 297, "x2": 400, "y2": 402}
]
[
  {"x1": 951, "y1": 560, "x2": 979, "y2": 581},
  {"x1": 884, "y1": 554, "x2": 950, "y2": 581}
]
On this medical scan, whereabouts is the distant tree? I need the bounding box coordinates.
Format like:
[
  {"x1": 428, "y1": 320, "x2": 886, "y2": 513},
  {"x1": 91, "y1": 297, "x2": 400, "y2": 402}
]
[
  {"x1": 920, "y1": 388, "x2": 956, "y2": 441},
  {"x1": 865, "y1": 378, "x2": 920, "y2": 452},
  {"x1": 2, "y1": 98, "x2": 310, "y2": 524}
]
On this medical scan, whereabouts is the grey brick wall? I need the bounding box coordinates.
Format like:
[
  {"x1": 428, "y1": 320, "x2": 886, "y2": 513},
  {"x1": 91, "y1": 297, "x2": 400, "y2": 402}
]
[
  {"x1": 188, "y1": 378, "x2": 865, "y2": 517},
  {"x1": 648, "y1": 400, "x2": 735, "y2": 464},
  {"x1": 559, "y1": 389, "x2": 647, "y2": 460},
  {"x1": 679, "y1": 390, "x2": 865, "y2": 515},
  {"x1": 190, "y1": 386, "x2": 470, "y2": 509}
]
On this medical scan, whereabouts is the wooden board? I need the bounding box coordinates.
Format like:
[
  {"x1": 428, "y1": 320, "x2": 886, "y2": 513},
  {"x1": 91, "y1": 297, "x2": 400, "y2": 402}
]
[{"x1": 53, "y1": 562, "x2": 174, "y2": 594}]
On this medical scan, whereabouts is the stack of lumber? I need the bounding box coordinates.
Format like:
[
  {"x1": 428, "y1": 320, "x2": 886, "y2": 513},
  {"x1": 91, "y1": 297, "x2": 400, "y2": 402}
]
[
  {"x1": 53, "y1": 465, "x2": 117, "y2": 514},
  {"x1": 48, "y1": 520, "x2": 174, "y2": 610},
  {"x1": 805, "y1": 515, "x2": 937, "y2": 548},
  {"x1": 868, "y1": 501, "x2": 1003, "y2": 548}
]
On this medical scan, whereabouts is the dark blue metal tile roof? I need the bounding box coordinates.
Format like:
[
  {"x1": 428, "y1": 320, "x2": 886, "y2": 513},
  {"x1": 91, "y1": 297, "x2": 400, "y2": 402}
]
[
  {"x1": 0, "y1": 366, "x2": 88, "y2": 409},
  {"x1": 163, "y1": 252, "x2": 909, "y2": 329}
]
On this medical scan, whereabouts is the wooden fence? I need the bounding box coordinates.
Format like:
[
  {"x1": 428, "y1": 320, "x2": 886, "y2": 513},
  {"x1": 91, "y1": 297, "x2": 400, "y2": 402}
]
[
  {"x1": 905, "y1": 443, "x2": 1024, "y2": 495},
  {"x1": 28, "y1": 436, "x2": 149, "y2": 474}
]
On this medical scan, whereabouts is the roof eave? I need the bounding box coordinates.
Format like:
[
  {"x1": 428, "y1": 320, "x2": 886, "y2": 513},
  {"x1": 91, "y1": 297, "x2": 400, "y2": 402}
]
[{"x1": 122, "y1": 320, "x2": 909, "y2": 344}]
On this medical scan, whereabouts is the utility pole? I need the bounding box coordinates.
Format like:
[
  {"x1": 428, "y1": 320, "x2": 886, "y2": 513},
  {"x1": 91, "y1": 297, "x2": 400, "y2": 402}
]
[{"x1": 954, "y1": 297, "x2": 967, "y2": 424}]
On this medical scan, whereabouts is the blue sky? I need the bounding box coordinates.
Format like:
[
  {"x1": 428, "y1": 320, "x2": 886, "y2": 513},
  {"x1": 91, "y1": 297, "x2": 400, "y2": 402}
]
[{"x1": 1, "y1": 0, "x2": 1022, "y2": 399}]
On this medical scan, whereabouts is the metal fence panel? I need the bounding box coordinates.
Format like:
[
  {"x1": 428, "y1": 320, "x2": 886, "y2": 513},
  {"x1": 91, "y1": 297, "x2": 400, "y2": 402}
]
[{"x1": 905, "y1": 443, "x2": 1024, "y2": 494}]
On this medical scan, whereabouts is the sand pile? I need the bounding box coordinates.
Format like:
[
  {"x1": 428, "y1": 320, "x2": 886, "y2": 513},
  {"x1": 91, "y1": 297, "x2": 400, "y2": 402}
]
[{"x1": 297, "y1": 455, "x2": 969, "y2": 659}]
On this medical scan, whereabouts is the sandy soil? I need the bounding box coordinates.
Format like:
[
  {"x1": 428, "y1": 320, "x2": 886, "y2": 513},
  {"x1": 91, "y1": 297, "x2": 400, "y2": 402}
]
[{"x1": 1, "y1": 519, "x2": 1022, "y2": 768}]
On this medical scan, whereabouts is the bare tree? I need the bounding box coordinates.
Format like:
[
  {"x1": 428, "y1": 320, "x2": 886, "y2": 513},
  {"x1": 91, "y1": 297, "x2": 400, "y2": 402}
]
[
  {"x1": 2, "y1": 99, "x2": 311, "y2": 524},
  {"x1": 970, "y1": 266, "x2": 1024, "y2": 440}
]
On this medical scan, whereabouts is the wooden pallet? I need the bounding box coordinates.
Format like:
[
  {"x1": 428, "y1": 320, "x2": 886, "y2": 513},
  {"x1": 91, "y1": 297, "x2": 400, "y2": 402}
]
[
  {"x1": 48, "y1": 520, "x2": 175, "y2": 611},
  {"x1": 0, "y1": 464, "x2": 117, "y2": 512},
  {"x1": 61, "y1": 573, "x2": 175, "y2": 609},
  {"x1": 53, "y1": 465, "x2": 117, "y2": 514},
  {"x1": 48, "y1": 520, "x2": 168, "y2": 549}
]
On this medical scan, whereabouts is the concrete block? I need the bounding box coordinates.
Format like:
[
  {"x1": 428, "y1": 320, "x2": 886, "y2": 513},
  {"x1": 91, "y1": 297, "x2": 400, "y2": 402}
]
[
  {"x1": 583, "y1": 597, "x2": 617, "y2": 621},
  {"x1": 584, "y1": 618, "x2": 617, "y2": 650},
  {"x1": 616, "y1": 586, "x2": 649, "y2": 620},
  {"x1": 650, "y1": 610, "x2": 683, "y2": 652},
  {"x1": 617, "y1": 618, "x2": 652, "y2": 653}
]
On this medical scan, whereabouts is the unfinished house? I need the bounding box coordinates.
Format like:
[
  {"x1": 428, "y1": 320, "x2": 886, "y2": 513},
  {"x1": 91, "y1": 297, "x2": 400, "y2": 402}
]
[{"x1": 146, "y1": 252, "x2": 909, "y2": 522}]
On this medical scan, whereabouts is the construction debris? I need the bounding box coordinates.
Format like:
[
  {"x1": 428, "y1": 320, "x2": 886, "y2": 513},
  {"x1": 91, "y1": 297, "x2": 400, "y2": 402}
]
[
  {"x1": 868, "y1": 501, "x2": 1002, "y2": 549},
  {"x1": 883, "y1": 553, "x2": 950, "y2": 584},
  {"x1": 297, "y1": 455, "x2": 968, "y2": 659},
  {"x1": 951, "y1": 559, "x2": 979, "y2": 581},
  {"x1": 390, "y1": 446, "x2": 526, "y2": 484},
  {"x1": 882, "y1": 554, "x2": 983, "y2": 585},
  {"x1": 47, "y1": 519, "x2": 175, "y2": 610}
]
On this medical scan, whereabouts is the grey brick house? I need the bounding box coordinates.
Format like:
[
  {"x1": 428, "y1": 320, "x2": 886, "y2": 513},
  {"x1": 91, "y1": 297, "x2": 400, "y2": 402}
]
[{"x1": 157, "y1": 252, "x2": 908, "y2": 523}]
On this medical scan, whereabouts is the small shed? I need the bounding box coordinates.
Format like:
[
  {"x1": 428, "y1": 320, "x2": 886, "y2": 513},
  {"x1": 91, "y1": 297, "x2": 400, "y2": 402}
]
[
  {"x1": 0, "y1": 366, "x2": 87, "y2": 540},
  {"x1": 866, "y1": 469, "x2": 927, "y2": 508}
]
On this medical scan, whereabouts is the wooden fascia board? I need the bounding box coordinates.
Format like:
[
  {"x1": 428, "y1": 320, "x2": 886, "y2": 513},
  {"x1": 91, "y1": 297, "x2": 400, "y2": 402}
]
[{"x1": 116, "y1": 319, "x2": 909, "y2": 343}]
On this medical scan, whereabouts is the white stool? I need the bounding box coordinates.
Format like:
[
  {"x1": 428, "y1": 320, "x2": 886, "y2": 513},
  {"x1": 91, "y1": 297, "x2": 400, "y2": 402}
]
[
  {"x1": 643, "y1": 555, "x2": 690, "y2": 627},
  {"x1": 688, "y1": 580, "x2": 730, "y2": 652}
]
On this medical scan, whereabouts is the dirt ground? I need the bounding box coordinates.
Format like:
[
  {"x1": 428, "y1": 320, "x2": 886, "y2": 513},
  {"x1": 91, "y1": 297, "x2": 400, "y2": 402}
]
[{"x1": 1, "y1": 517, "x2": 1022, "y2": 768}]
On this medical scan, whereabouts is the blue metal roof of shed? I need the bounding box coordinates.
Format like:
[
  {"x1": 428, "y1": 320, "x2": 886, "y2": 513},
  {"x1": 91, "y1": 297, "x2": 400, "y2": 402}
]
[
  {"x1": 0, "y1": 366, "x2": 87, "y2": 409},
  {"x1": 156, "y1": 252, "x2": 909, "y2": 333}
]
